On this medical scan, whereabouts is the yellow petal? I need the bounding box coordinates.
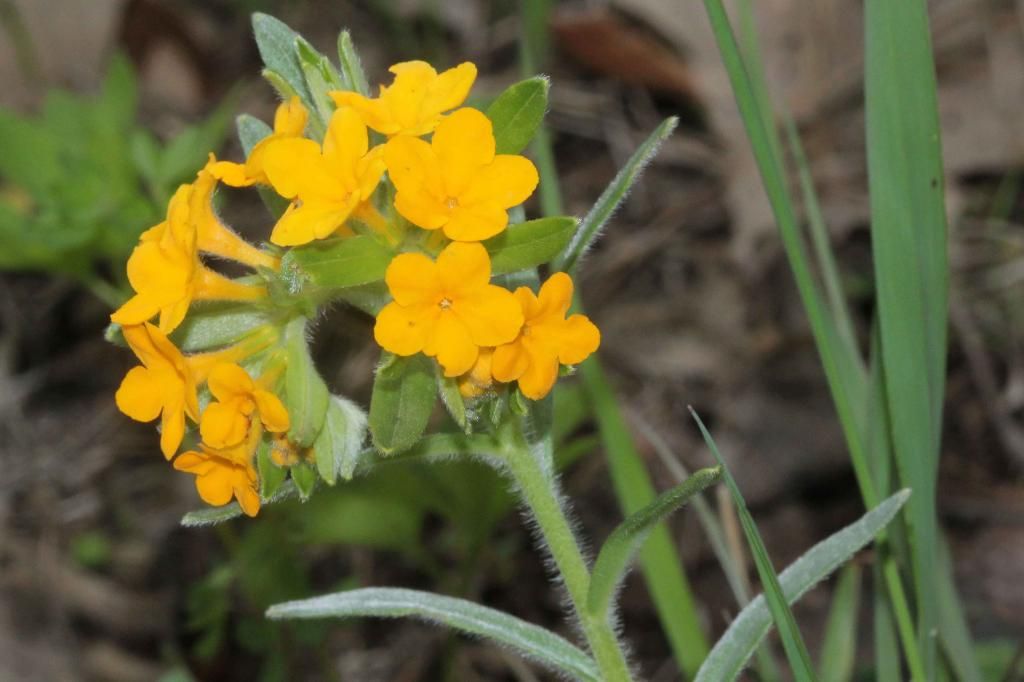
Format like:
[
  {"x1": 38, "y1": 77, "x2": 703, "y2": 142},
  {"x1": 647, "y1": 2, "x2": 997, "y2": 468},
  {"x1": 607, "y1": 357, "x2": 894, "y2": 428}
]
[
  {"x1": 330, "y1": 91, "x2": 396, "y2": 135},
  {"x1": 158, "y1": 298, "x2": 191, "y2": 335},
  {"x1": 274, "y1": 96, "x2": 308, "y2": 136},
  {"x1": 443, "y1": 201, "x2": 508, "y2": 242},
  {"x1": 160, "y1": 395, "x2": 187, "y2": 459},
  {"x1": 385, "y1": 252, "x2": 440, "y2": 306},
  {"x1": 555, "y1": 314, "x2": 601, "y2": 365},
  {"x1": 115, "y1": 366, "x2": 164, "y2": 422},
  {"x1": 262, "y1": 138, "x2": 335, "y2": 200},
  {"x1": 254, "y1": 389, "x2": 290, "y2": 433},
  {"x1": 385, "y1": 61, "x2": 439, "y2": 132},
  {"x1": 374, "y1": 302, "x2": 435, "y2": 356},
  {"x1": 194, "y1": 466, "x2": 235, "y2": 506},
  {"x1": 394, "y1": 185, "x2": 450, "y2": 230},
  {"x1": 199, "y1": 401, "x2": 250, "y2": 449},
  {"x1": 110, "y1": 292, "x2": 160, "y2": 326},
  {"x1": 207, "y1": 159, "x2": 254, "y2": 187},
  {"x1": 516, "y1": 344, "x2": 560, "y2": 400},
  {"x1": 424, "y1": 311, "x2": 478, "y2": 377},
  {"x1": 452, "y1": 284, "x2": 524, "y2": 347},
  {"x1": 356, "y1": 148, "x2": 386, "y2": 201},
  {"x1": 512, "y1": 286, "x2": 541, "y2": 322},
  {"x1": 269, "y1": 200, "x2": 352, "y2": 246},
  {"x1": 421, "y1": 62, "x2": 477, "y2": 121},
  {"x1": 323, "y1": 107, "x2": 368, "y2": 189},
  {"x1": 461, "y1": 155, "x2": 539, "y2": 208},
  {"x1": 433, "y1": 108, "x2": 494, "y2": 197},
  {"x1": 208, "y1": 362, "x2": 256, "y2": 402},
  {"x1": 491, "y1": 340, "x2": 530, "y2": 383},
  {"x1": 235, "y1": 483, "x2": 261, "y2": 517},
  {"x1": 436, "y1": 242, "x2": 491, "y2": 298},
  {"x1": 173, "y1": 451, "x2": 214, "y2": 474},
  {"x1": 535, "y1": 272, "x2": 574, "y2": 320},
  {"x1": 384, "y1": 135, "x2": 445, "y2": 206}
]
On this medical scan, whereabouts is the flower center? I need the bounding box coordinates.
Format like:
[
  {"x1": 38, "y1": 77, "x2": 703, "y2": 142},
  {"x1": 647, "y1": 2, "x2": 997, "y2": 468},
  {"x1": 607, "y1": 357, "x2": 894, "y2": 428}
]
[
  {"x1": 439, "y1": 297, "x2": 453, "y2": 309},
  {"x1": 444, "y1": 196, "x2": 459, "y2": 210}
]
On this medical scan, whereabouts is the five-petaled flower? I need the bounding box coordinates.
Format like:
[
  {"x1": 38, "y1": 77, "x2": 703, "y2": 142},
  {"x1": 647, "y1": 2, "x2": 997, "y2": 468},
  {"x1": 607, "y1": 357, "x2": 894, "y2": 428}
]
[
  {"x1": 115, "y1": 322, "x2": 200, "y2": 459},
  {"x1": 374, "y1": 242, "x2": 523, "y2": 377},
  {"x1": 199, "y1": 363, "x2": 290, "y2": 449},
  {"x1": 384, "y1": 108, "x2": 539, "y2": 242},
  {"x1": 173, "y1": 442, "x2": 261, "y2": 517},
  {"x1": 210, "y1": 96, "x2": 308, "y2": 188},
  {"x1": 262, "y1": 107, "x2": 385, "y2": 246},
  {"x1": 492, "y1": 273, "x2": 600, "y2": 400},
  {"x1": 330, "y1": 61, "x2": 476, "y2": 137}
]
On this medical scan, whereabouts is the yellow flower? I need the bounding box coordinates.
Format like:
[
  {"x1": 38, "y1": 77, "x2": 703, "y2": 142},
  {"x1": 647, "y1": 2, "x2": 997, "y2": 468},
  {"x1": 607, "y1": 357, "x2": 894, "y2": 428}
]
[
  {"x1": 384, "y1": 108, "x2": 538, "y2": 241},
  {"x1": 174, "y1": 443, "x2": 261, "y2": 517},
  {"x1": 199, "y1": 363, "x2": 290, "y2": 449},
  {"x1": 209, "y1": 96, "x2": 308, "y2": 187},
  {"x1": 457, "y1": 347, "x2": 494, "y2": 398},
  {"x1": 262, "y1": 107, "x2": 385, "y2": 246},
  {"x1": 269, "y1": 433, "x2": 314, "y2": 467},
  {"x1": 374, "y1": 242, "x2": 523, "y2": 377},
  {"x1": 492, "y1": 273, "x2": 600, "y2": 400},
  {"x1": 115, "y1": 322, "x2": 200, "y2": 459},
  {"x1": 330, "y1": 61, "x2": 476, "y2": 137},
  {"x1": 111, "y1": 183, "x2": 267, "y2": 334}
]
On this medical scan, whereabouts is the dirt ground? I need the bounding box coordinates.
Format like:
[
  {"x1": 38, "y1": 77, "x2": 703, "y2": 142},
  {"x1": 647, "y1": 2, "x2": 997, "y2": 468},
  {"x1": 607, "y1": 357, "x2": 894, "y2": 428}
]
[{"x1": 1, "y1": 1, "x2": 1023, "y2": 680}]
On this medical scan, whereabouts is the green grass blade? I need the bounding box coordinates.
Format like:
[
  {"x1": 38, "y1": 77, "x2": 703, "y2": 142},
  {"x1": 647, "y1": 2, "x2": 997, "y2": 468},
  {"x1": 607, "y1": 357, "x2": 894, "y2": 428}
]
[
  {"x1": 694, "y1": 489, "x2": 911, "y2": 682},
  {"x1": 588, "y1": 467, "x2": 722, "y2": 620},
  {"x1": 936, "y1": 535, "x2": 983, "y2": 682},
  {"x1": 873, "y1": 564, "x2": 902, "y2": 682},
  {"x1": 551, "y1": 117, "x2": 678, "y2": 275},
  {"x1": 818, "y1": 564, "x2": 862, "y2": 682},
  {"x1": 690, "y1": 408, "x2": 816, "y2": 681},
  {"x1": 582, "y1": 360, "x2": 710, "y2": 674},
  {"x1": 865, "y1": 0, "x2": 955, "y2": 674},
  {"x1": 267, "y1": 587, "x2": 601, "y2": 681}
]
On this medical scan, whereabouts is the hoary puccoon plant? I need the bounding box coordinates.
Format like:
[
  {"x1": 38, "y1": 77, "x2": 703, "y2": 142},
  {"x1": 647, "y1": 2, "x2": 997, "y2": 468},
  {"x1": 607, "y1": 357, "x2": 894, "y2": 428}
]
[{"x1": 107, "y1": 13, "x2": 912, "y2": 682}]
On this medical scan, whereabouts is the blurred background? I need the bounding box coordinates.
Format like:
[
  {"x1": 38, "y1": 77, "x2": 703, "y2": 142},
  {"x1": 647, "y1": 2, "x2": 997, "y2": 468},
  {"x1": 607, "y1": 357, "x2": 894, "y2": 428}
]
[{"x1": 1, "y1": 0, "x2": 1023, "y2": 680}]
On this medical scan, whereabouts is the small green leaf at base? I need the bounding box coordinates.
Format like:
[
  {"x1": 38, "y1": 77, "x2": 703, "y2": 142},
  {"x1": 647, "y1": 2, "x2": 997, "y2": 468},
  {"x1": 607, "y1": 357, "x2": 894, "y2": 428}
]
[
  {"x1": 694, "y1": 489, "x2": 910, "y2": 682},
  {"x1": 267, "y1": 587, "x2": 600, "y2": 682},
  {"x1": 484, "y1": 216, "x2": 577, "y2": 274},
  {"x1": 281, "y1": 235, "x2": 393, "y2": 294},
  {"x1": 284, "y1": 317, "x2": 329, "y2": 447},
  {"x1": 314, "y1": 395, "x2": 368, "y2": 484},
  {"x1": 588, "y1": 466, "x2": 722, "y2": 619},
  {"x1": 486, "y1": 77, "x2": 549, "y2": 155},
  {"x1": 369, "y1": 353, "x2": 436, "y2": 454}
]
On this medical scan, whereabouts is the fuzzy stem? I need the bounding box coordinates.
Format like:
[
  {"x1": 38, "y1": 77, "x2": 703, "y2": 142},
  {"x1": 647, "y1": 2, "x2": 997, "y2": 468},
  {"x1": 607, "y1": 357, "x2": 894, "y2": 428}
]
[{"x1": 497, "y1": 418, "x2": 634, "y2": 682}]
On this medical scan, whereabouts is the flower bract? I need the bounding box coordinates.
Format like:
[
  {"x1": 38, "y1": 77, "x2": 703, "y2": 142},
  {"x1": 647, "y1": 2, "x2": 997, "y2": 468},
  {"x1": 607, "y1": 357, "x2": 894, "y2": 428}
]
[
  {"x1": 374, "y1": 242, "x2": 523, "y2": 377},
  {"x1": 384, "y1": 108, "x2": 538, "y2": 242},
  {"x1": 330, "y1": 61, "x2": 476, "y2": 137},
  {"x1": 492, "y1": 273, "x2": 600, "y2": 399}
]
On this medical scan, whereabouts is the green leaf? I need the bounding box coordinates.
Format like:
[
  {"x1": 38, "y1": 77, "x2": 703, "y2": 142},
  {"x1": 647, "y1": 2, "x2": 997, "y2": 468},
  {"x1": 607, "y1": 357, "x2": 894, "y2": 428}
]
[
  {"x1": 694, "y1": 489, "x2": 910, "y2": 682},
  {"x1": 866, "y1": 0, "x2": 952, "y2": 673},
  {"x1": 484, "y1": 216, "x2": 577, "y2": 274},
  {"x1": 297, "y1": 37, "x2": 339, "y2": 124},
  {"x1": 0, "y1": 109, "x2": 60, "y2": 193},
  {"x1": 281, "y1": 235, "x2": 393, "y2": 294},
  {"x1": 257, "y1": 437, "x2": 287, "y2": 499},
  {"x1": 486, "y1": 77, "x2": 549, "y2": 155},
  {"x1": 284, "y1": 317, "x2": 329, "y2": 447},
  {"x1": 291, "y1": 461, "x2": 317, "y2": 500},
  {"x1": 251, "y1": 13, "x2": 314, "y2": 109},
  {"x1": 369, "y1": 353, "x2": 436, "y2": 454},
  {"x1": 436, "y1": 367, "x2": 468, "y2": 432},
  {"x1": 818, "y1": 564, "x2": 862, "y2": 682},
  {"x1": 314, "y1": 395, "x2": 368, "y2": 484},
  {"x1": 690, "y1": 408, "x2": 816, "y2": 681},
  {"x1": 580, "y1": 359, "x2": 709, "y2": 674},
  {"x1": 267, "y1": 587, "x2": 600, "y2": 682},
  {"x1": 98, "y1": 53, "x2": 138, "y2": 133},
  {"x1": 169, "y1": 302, "x2": 274, "y2": 352},
  {"x1": 551, "y1": 117, "x2": 677, "y2": 274},
  {"x1": 236, "y1": 113, "x2": 272, "y2": 154},
  {"x1": 336, "y1": 30, "x2": 370, "y2": 96},
  {"x1": 180, "y1": 481, "x2": 300, "y2": 527},
  {"x1": 588, "y1": 466, "x2": 722, "y2": 619}
]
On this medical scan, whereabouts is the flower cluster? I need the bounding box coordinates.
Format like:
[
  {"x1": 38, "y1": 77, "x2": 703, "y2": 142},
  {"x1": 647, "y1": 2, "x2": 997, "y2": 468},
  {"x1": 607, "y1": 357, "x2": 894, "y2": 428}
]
[{"x1": 111, "y1": 60, "x2": 600, "y2": 516}]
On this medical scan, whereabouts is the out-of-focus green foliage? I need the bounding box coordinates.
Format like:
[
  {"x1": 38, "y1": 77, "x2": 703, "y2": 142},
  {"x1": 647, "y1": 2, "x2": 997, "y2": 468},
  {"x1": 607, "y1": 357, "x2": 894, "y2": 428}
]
[{"x1": 0, "y1": 54, "x2": 232, "y2": 305}]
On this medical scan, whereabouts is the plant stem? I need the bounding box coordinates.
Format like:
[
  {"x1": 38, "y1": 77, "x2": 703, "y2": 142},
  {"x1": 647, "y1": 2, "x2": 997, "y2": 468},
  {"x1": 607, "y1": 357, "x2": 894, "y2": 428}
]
[{"x1": 498, "y1": 418, "x2": 634, "y2": 682}]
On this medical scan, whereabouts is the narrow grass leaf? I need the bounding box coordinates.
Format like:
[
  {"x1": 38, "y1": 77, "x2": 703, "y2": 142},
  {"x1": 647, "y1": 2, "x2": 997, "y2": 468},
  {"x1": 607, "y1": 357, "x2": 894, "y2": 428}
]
[
  {"x1": 551, "y1": 117, "x2": 677, "y2": 274},
  {"x1": 588, "y1": 467, "x2": 722, "y2": 620},
  {"x1": 865, "y1": 0, "x2": 954, "y2": 672},
  {"x1": 581, "y1": 359, "x2": 710, "y2": 674},
  {"x1": 267, "y1": 587, "x2": 601, "y2": 682},
  {"x1": 818, "y1": 564, "x2": 862, "y2": 682},
  {"x1": 694, "y1": 489, "x2": 911, "y2": 682},
  {"x1": 690, "y1": 408, "x2": 816, "y2": 681}
]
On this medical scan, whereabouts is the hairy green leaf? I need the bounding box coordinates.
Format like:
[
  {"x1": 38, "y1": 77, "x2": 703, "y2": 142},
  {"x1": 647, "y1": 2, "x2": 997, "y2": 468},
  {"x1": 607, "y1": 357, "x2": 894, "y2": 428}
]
[
  {"x1": 284, "y1": 317, "x2": 329, "y2": 447},
  {"x1": 484, "y1": 216, "x2": 576, "y2": 274},
  {"x1": 369, "y1": 353, "x2": 436, "y2": 454},
  {"x1": 487, "y1": 77, "x2": 549, "y2": 155}
]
